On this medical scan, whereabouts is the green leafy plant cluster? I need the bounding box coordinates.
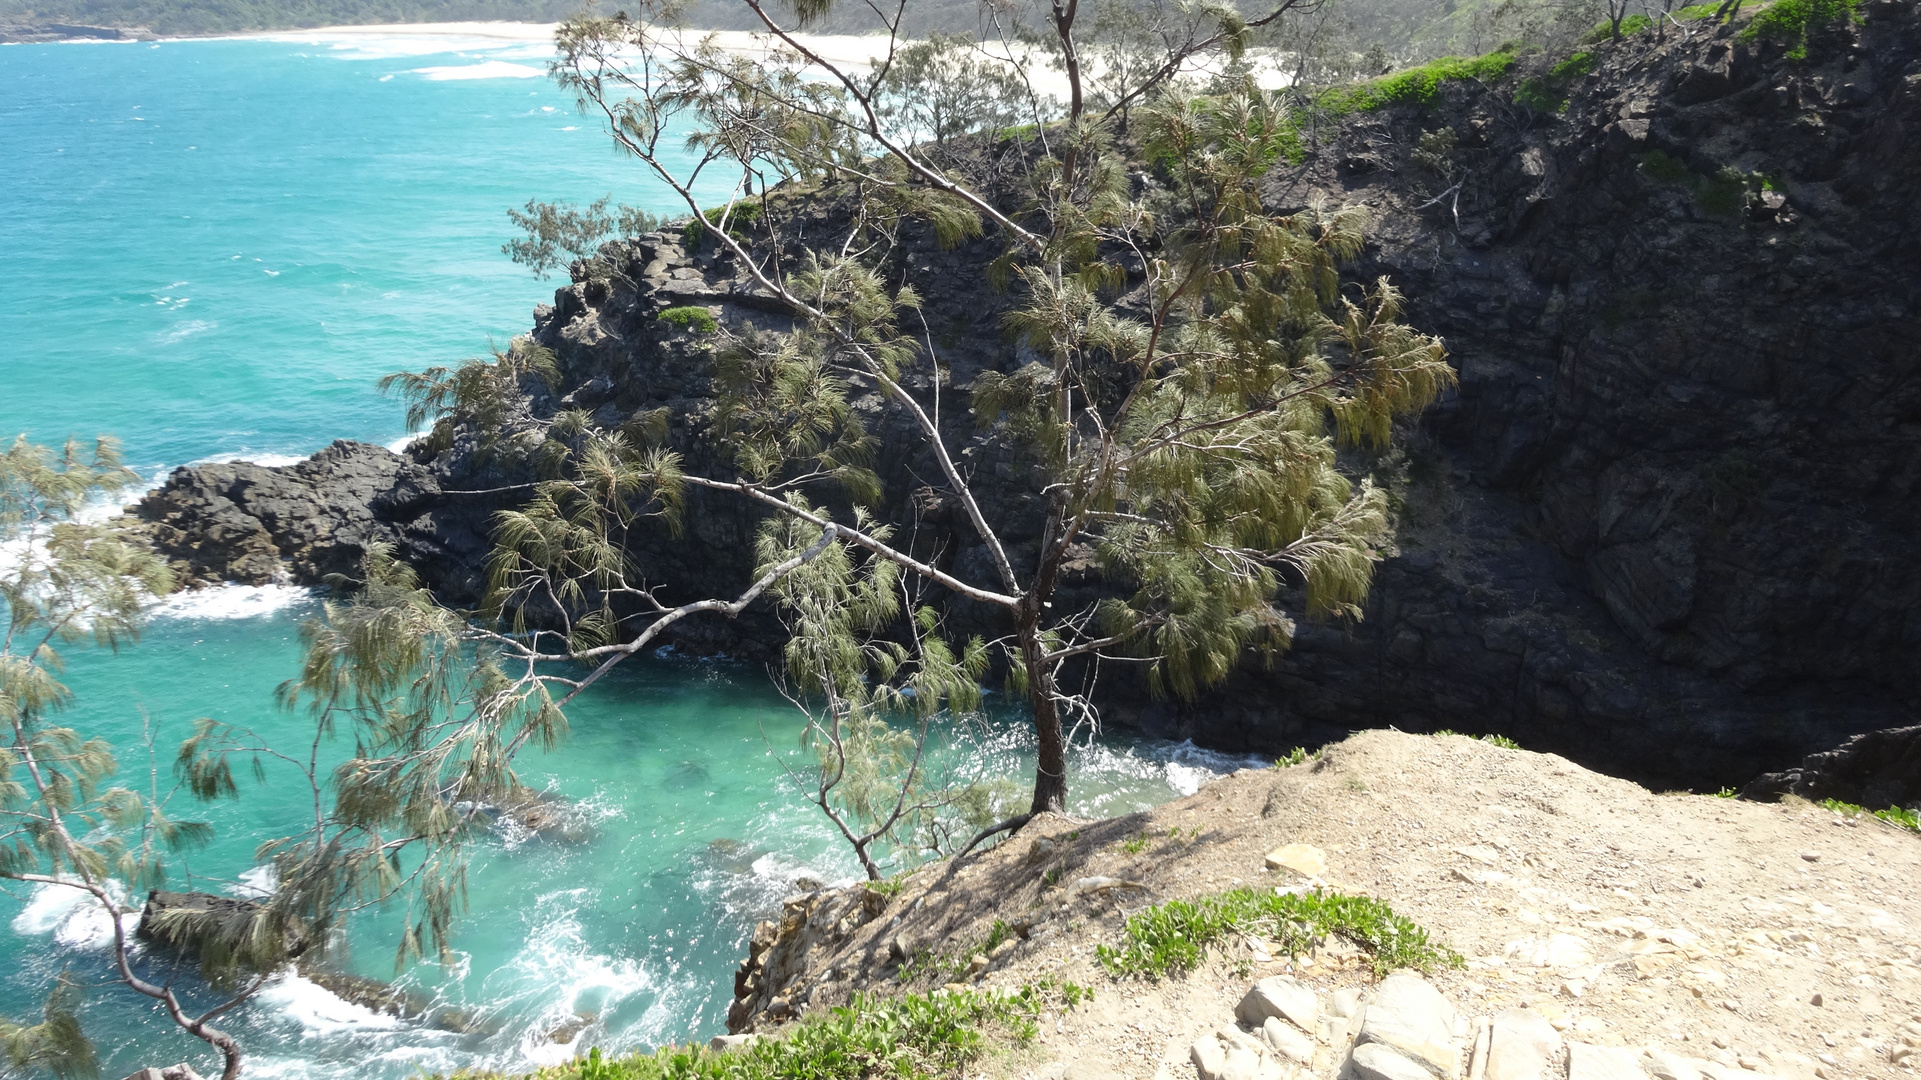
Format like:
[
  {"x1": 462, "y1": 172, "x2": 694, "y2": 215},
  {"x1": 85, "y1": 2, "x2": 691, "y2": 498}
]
[
  {"x1": 1816, "y1": 798, "x2": 1920, "y2": 832},
  {"x1": 468, "y1": 987, "x2": 1050, "y2": 1080},
  {"x1": 1095, "y1": 887, "x2": 1462, "y2": 979},
  {"x1": 1274, "y1": 746, "x2": 1311, "y2": 767},
  {"x1": 658, "y1": 306, "x2": 720, "y2": 334},
  {"x1": 682, "y1": 202, "x2": 764, "y2": 248},
  {"x1": 1638, "y1": 151, "x2": 1758, "y2": 216},
  {"x1": 1430, "y1": 730, "x2": 1521, "y2": 749},
  {"x1": 1515, "y1": 50, "x2": 1598, "y2": 111},
  {"x1": 1320, "y1": 47, "x2": 1518, "y2": 114},
  {"x1": 1742, "y1": 0, "x2": 1857, "y2": 59}
]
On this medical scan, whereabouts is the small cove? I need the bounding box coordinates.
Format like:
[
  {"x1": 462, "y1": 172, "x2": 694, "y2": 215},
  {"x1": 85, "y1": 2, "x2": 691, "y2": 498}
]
[{"x1": 0, "y1": 31, "x2": 1259, "y2": 1077}]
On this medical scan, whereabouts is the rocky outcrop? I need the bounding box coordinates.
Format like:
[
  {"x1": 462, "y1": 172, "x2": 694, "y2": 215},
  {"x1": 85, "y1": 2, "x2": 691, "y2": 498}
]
[
  {"x1": 122, "y1": 439, "x2": 502, "y2": 601},
  {"x1": 1739, "y1": 723, "x2": 1921, "y2": 808},
  {"x1": 132, "y1": 6, "x2": 1921, "y2": 790}
]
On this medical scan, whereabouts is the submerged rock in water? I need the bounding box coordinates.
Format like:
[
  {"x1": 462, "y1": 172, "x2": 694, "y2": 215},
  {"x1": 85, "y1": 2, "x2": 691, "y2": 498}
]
[{"x1": 136, "y1": 890, "x2": 496, "y2": 1035}]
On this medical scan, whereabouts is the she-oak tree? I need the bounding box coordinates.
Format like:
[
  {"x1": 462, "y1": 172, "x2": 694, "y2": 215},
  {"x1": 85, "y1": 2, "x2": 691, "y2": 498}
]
[{"x1": 417, "y1": 0, "x2": 1455, "y2": 829}]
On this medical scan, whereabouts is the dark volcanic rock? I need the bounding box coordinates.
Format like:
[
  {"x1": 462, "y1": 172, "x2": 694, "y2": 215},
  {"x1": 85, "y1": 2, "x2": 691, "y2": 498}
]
[
  {"x1": 1739, "y1": 724, "x2": 1921, "y2": 809},
  {"x1": 125, "y1": 440, "x2": 498, "y2": 601}
]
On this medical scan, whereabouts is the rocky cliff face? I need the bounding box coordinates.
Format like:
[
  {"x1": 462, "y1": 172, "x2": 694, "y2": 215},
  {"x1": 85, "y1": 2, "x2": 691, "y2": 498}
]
[{"x1": 129, "y1": 5, "x2": 1921, "y2": 790}]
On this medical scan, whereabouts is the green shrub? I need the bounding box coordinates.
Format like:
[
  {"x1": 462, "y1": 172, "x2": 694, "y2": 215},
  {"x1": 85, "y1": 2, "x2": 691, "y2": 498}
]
[
  {"x1": 1096, "y1": 887, "x2": 1462, "y2": 979},
  {"x1": 1742, "y1": 0, "x2": 1856, "y2": 58},
  {"x1": 1639, "y1": 151, "x2": 1756, "y2": 217},
  {"x1": 1320, "y1": 47, "x2": 1519, "y2": 114},
  {"x1": 658, "y1": 306, "x2": 718, "y2": 334},
  {"x1": 474, "y1": 986, "x2": 1053, "y2": 1080},
  {"x1": 1584, "y1": 13, "x2": 1652, "y2": 41},
  {"x1": 1274, "y1": 747, "x2": 1310, "y2": 768},
  {"x1": 1515, "y1": 50, "x2": 1597, "y2": 111},
  {"x1": 1481, "y1": 734, "x2": 1522, "y2": 750},
  {"x1": 682, "y1": 201, "x2": 764, "y2": 248}
]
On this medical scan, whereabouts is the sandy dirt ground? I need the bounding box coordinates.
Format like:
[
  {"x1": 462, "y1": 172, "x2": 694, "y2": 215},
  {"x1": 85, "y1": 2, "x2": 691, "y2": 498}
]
[{"x1": 769, "y1": 731, "x2": 1920, "y2": 1080}]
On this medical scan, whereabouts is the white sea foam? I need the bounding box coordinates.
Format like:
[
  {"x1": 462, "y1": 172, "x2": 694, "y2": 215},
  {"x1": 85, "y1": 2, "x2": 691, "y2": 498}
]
[
  {"x1": 158, "y1": 318, "x2": 216, "y2": 343},
  {"x1": 489, "y1": 887, "x2": 656, "y2": 1066},
  {"x1": 10, "y1": 880, "x2": 132, "y2": 950},
  {"x1": 256, "y1": 973, "x2": 409, "y2": 1034},
  {"x1": 385, "y1": 432, "x2": 424, "y2": 454},
  {"x1": 412, "y1": 60, "x2": 545, "y2": 81},
  {"x1": 232, "y1": 864, "x2": 279, "y2": 899},
  {"x1": 150, "y1": 583, "x2": 316, "y2": 621}
]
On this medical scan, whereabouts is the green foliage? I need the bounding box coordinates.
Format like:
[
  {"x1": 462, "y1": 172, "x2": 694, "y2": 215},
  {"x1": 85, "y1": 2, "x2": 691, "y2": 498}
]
[
  {"x1": 178, "y1": 543, "x2": 575, "y2": 974},
  {"x1": 658, "y1": 306, "x2": 719, "y2": 334},
  {"x1": 1274, "y1": 747, "x2": 1310, "y2": 767},
  {"x1": 1097, "y1": 887, "x2": 1462, "y2": 979},
  {"x1": 1320, "y1": 47, "x2": 1519, "y2": 114},
  {"x1": 1712, "y1": 787, "x2": 1739, "y2": 798},
  {"x1": 378, "y1": 338, "x2": 559, "y2": 460},
  {"x1": 682, "y1": 202, "x2": 764, "y2": 249},
  {"x1": 1742, "y1": 0, "x2": 1856, "y2": 59},
  {"x1": 1817, "y1": 798, "x2": 1920, "y2": 832},
  {"x1": 874, "y1": 33, "x2": 1036, "y2": 148},
  {"x1": 505, "y1": 196, "x2": 661, "y2": 279},
  {"x1": 472, "y1": 987, "x2": 1052, "y2": 1080},
  {"x1": 1515, "y1": 50, "x2": 1597, "y2": 111},
  {"x1": 1638, "y1": 152, "x2": 1763, "y2": 217},
  {"x1": 1583, "y1": 13, "x2": 1652, "y2": 41},
  {"x1": 0, "y1": 973, "x2": 95, "y2": 1080},
  {"x1": 1481, "y1": 734, "x2": 1521, "y2": 750}
]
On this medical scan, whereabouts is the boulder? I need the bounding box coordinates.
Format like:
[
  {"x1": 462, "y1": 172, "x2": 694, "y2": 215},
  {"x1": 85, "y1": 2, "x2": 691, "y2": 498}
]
[
  {"x1": 1484, "y1": 1009, "x2": 1562, "y2": 1080},
  {"x1": 1356, "y1": 974, "x2": 1464, "y2": 1079},
  {"x1": 1237, "y1": 975, "x2": 1319, "y2": 1033}
]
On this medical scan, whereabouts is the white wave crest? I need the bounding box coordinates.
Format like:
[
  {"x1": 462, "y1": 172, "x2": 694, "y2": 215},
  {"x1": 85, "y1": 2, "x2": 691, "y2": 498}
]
[
  {"x1": 412, "y1": 60, "x2": 545, "y2": 81},
  {"x1": 385, "y1": 432, "x2": 424, "y2": 454},
  {"x1": 255, "y1": 973, "x2": 409, "y2": 1034},
  {"x1": 151, "y1": 583, "x2": 315, "y2": 621},
  {"x1": 10, "y1": 880, "x2": 132, "y2": 950}
]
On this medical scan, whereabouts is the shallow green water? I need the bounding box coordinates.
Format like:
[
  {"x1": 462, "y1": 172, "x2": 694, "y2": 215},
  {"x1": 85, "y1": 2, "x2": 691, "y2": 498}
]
[{"x1": 0, "y1": 32, "x2": 1262, "y2": 1078}]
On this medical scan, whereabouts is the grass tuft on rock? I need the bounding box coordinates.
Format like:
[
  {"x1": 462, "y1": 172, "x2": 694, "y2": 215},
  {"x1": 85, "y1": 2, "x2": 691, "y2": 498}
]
[
  {"x1": 450, "y1": 987, "x2": 1049, "y2": 1080},
  {"x1": 1096, "y1": 887, "x2": 1463, "y2": 979}
]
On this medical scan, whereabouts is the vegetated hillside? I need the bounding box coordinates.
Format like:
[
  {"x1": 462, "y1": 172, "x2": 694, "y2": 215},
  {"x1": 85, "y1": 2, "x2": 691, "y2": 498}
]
[
  {"x1": 0, "y1": 0, "x2": 995, "y2": 39},
  {"x1": 127, "y1": 0, "x2": 1921, "y2": 794},
  {"x1": 0, "y1": 0, "x2": 573, "y2": 36}
]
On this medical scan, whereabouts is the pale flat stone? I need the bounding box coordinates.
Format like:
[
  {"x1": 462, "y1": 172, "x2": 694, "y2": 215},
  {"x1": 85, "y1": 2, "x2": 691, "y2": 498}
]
[
  {"x1": 1353, "y1": 1042, "x2": 1440, "y2": 1080},
  {"x1": 1264, "y1": 1016, "x2": 1316, "y2": 1063},
  {"x1": 1358, "y1": 974, "x2": 1464, "y2": 1079},
  {"x1": 1239, "y1": 975, "x2": 1320, "y2": 1033},
  {"x1": 1643, "y1": 1050, "x2": 1705, "y2": 1080},
  {"x1": 1265, "y1": 844, "x2": 1328, "y2": 878},
  {"x1": 1484, "y1": 1009, "x2": 1560, "y2": 1080},
  {"x1": 1332, "y1": 988, "x2": 1366, "y2": 1018},
  {"x1": 710, "y1": 1033, "x2": 760, "y2": 1052},
  {"x1": 1193, "y1": 1027, "x2": 1289, "y2": 1080},
  {"x1": 1567, "y1": 1042, "x2": 1649, "y2": 1080}
]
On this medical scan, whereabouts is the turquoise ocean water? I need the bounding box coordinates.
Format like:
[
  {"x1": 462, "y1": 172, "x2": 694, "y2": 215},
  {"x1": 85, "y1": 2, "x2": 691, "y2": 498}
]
[{"x1": 0, "y1": 31, "x2": 1259, "y2": 1079}]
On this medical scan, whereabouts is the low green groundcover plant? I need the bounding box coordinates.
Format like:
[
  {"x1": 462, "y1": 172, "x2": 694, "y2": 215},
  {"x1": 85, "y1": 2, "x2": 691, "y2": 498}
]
[
  {"x1": 1742, "y1": 0, "x2": 1856, "y2": 59},
  {"x1": 1817, "y1": 798, "x2": 1920, "y2": 833},
  {"x1": 1097, "y1": 887, "x2": 1463, "y2": 979},
  {"x1": 455, "y1": 986, "x2": 1052, "y2": 1080},
  {"x1": 658, "y1": 306, "x2": 719, "y2": 334},
  {"x1": 1320, "y1": 48, "x2": 1518, "y2": 114}
]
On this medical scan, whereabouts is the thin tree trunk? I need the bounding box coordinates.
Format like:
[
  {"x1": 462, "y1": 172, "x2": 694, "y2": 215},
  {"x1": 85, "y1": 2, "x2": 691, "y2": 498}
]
[{"x1": 1020, "y1": 590, "x2": 1068, "y2": 814}]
